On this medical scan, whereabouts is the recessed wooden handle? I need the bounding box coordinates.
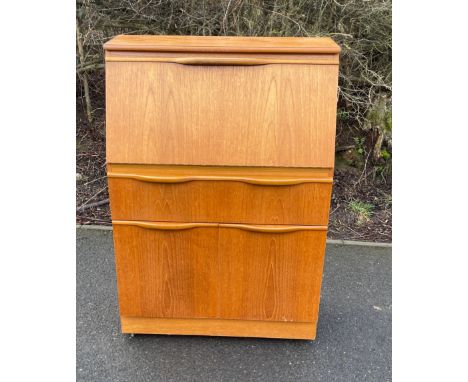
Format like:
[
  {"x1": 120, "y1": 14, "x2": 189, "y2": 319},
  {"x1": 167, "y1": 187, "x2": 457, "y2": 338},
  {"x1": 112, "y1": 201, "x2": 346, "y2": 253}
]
[
  {"x1": 108, "y1": 172, "x2": 332, "y2": 186},
  {"x1": 105, "y1": 56, "x2": 268, "y2": 65},
  {"x1": 172, "y1": 57, "x2": 269, "y2": 66},
  {"x1": 219, "y1": 223, "x2": 328, "y2": 233},
  {"x1": 104, "y1": 56, "x2": 339, "y2": 65},
  {"x1": 113, "y1": 221, "x2": 217, "y2": 231},
  {"x1": 113, "y1": 221, "x2": 327, "y2": 233}
]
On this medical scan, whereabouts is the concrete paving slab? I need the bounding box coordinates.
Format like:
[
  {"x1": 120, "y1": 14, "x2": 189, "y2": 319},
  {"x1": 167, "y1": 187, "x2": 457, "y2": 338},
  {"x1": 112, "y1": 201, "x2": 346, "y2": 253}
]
[{"x1": 77, "y1": 229, "x2": 391, "y2": 382}]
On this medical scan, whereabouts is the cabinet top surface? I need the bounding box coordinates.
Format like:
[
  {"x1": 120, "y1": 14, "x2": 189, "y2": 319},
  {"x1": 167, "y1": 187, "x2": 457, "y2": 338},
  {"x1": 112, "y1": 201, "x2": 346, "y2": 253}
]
[{"x1": 104, "y1": 35, "x2": 340, "y2": 54}]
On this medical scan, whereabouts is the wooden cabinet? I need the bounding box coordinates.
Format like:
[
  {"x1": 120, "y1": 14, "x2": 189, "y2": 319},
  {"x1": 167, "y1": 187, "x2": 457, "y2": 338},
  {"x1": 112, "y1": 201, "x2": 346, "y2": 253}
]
[{"x1": 105, "y1": 35, "x2": 340, "y2": 340}]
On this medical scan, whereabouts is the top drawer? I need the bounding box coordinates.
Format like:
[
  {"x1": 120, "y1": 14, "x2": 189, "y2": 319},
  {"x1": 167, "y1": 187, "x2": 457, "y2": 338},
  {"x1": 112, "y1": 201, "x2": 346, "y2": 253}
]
[{"x1": 105, "y1": 35, "x2": 340, "y2": 168}]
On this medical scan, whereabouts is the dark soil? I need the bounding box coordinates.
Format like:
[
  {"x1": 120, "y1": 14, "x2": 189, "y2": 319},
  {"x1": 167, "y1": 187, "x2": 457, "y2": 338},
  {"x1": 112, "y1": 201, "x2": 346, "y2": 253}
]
[
  {"x1": 76, "y1": 112, "x2": 110, "y2": 226},
  {"x1": 329, "y1": 169, "x2": 391, "y2": 242},
  {"x1": 76, "y1": 111, "x2": 392, "y2": 243}
]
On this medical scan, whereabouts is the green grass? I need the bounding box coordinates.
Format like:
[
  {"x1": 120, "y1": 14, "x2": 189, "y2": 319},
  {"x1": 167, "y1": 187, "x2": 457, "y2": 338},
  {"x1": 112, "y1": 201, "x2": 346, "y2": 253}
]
[{"x1": 348, "y1": 200, "x2": 374, "y2": 224}]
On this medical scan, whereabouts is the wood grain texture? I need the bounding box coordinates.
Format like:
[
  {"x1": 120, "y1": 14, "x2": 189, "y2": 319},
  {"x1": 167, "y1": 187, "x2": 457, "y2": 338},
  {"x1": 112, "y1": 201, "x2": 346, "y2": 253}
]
[
  {"x1": 106, "y1": 62, "x2": 339, "y2": 167},
  {"x1": 104, "y1": 35, "x2": 341, "y2": 54},
  {"x1": 107, "y1": 164, "x2": 333, "y2": 225},
  {"x1": 218, "y1": 227, "x2": 327, "y2": 322},
  {"x1": 113, "y1": 222, "x2": 327, "y2": 324},
  {"x1": 113, "y1": 224, "x2": 219, "y2": 319},
  {"x1": 121, "y1": 317, "x2": 317, "y2": 340}
]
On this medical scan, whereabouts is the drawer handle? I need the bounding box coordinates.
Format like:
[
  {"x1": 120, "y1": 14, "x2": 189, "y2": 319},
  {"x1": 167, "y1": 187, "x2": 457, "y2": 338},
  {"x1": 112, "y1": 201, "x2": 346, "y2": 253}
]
[
  {"x1": 108, "y1": 173, "x2": 332, "y2": 186},
  {"x1": 113, "y1": 221, "x2": 327, "y2": 233},
  {"x1": 106, "y1": 56, "x2": 267, "y2": 66},
  {"x1": 219, "y1": 223, "x2": 327, "y2": 233},
  {"x1": 105, "y1": 56, "x2": 339, "y2": 66},
  {"x1": 170, "y1": 57, "x2": 269, "y2": 66},
  {"x1": 113, "y1": 221, "x2": 217, "y2": 231}
]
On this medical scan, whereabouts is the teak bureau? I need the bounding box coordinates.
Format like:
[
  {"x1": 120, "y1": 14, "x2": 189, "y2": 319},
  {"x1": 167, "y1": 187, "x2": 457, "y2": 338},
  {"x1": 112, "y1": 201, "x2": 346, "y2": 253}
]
[{"x1": 104, "y1": 35, "x2": 340, "y2": 340}]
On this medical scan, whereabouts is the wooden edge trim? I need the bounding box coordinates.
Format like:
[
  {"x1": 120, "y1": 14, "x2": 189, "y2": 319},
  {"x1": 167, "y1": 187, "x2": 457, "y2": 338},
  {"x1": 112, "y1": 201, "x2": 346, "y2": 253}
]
[
  {"x1": 121, "y1": 316, "x2": 317, "y2": 340},
  {"x1": 219, "y1": 223, "x2": 328, "y2": 233},
  {"x1": 104, "y1": 44, "x2": 340, "y2": 55},
  {"x1": 107, "y1": 172, "x2": 333, "y2": 186},
  {"x1": 105, "y1": 56, "x2": 338, "y2": 65},
  {"x1": 103, "y1": 35, "x2": 341, "y2": 54},
  {"x1": 113, "y1": 221, "x2": 217, "y2": 231}
]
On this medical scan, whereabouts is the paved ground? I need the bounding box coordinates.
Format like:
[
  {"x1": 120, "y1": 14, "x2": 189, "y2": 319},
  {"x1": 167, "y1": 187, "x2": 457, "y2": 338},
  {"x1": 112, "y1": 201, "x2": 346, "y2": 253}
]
[{"x1": 77, "y1": 229, "x2": 391, "y2": 382}]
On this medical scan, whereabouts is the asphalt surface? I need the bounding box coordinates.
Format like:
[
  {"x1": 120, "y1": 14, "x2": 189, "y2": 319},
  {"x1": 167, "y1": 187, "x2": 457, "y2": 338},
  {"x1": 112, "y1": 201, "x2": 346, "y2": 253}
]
[{"x1": 77, "y1": 228, "x2": 391, "y2": 382}]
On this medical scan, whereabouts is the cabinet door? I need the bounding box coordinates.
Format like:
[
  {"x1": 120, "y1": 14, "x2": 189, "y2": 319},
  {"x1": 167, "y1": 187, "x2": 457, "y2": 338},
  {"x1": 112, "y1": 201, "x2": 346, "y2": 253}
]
[
  {"x1": 113, "y1": 222, "x2": 219, "y2": 319},
  {"x1": 217, "y1": 224, "x2": 327, "y2": 323},
  {"x1": 106, "y1": 62, "x2": 338, "y2": 167}
]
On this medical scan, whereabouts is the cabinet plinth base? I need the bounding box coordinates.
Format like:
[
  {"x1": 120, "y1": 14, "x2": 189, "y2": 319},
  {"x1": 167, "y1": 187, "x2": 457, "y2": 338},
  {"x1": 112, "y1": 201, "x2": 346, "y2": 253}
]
[{"x1": 121, "y1": 317, "x2": 317, "y2": 340}]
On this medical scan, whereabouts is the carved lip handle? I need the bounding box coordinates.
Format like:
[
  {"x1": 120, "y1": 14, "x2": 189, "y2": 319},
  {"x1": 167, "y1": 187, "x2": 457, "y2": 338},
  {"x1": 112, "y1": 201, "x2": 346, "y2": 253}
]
[
  {"x1": 219, "y1": 223, "x2": 328, "y2": 233},
  {"x1": 113, "y1": 221, "x2": 327, "y2": 233},
  {"x1": 107, "y1": 172, "x2": 332, "y2": 186},
  {"x1": 113, "y1": 221, "x2": 217, "y2": 231},
  {"x1": 169, "y1": 57, "x2": 269, "y2": 66},
  {"x1": 105, "y1": 56, "x2": 338, "y2": 66}
]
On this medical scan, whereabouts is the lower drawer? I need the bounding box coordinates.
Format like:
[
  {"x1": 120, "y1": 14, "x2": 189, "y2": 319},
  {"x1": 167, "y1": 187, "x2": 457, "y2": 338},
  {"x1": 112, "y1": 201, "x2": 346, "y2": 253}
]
[
  {"x1": 108, "y1": 164, "x2": 333, "y2": 225},
  {"x1": 113, "y1": 220, "x2": 327, "y2": 323}
]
